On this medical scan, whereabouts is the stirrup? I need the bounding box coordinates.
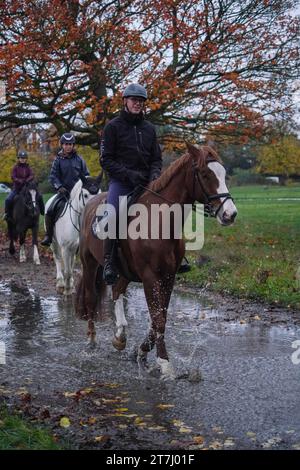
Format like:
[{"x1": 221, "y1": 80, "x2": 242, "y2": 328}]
[{"x1": 41, "y1": 236, "x2": 52, "y2": 247}]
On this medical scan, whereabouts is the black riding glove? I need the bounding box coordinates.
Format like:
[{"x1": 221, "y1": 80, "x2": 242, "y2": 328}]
[
  {"x1": 149, "y1": 172, "x2": 160, "y2": 182},
  {"x1": 58, "y1": 186, "x2": 68, "y2": 194}
]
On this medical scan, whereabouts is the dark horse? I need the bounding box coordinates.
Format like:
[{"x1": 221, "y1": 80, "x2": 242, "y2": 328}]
[
  {"x1": 75, "y1": 143, "x2": 237, "y2": 379},
  {"x1": 8, "y1": 180, "x2": 41, "y2": 264}
]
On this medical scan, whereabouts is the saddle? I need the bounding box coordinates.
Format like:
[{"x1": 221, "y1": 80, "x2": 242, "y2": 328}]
[{"x1": 47, "y1": 194, "x2": 68, "y2": 223}]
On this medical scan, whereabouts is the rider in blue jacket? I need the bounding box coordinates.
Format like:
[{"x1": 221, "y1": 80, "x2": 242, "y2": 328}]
[{"x1": 41, "y1": 133, "x2": 89, "y2": 246}]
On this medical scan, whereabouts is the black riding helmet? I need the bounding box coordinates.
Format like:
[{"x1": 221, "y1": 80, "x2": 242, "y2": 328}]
[
  {"x1": 18, "y1": 150, "x2": 28, "y2": 159},
  {"x1": 60, "y1": 133, "x2": 75, "y2": 145}
]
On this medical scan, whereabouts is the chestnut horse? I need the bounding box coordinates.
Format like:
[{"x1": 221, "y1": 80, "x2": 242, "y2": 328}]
[{"x1": 75, "y1": 143, "x2": 237, "y2": 379}]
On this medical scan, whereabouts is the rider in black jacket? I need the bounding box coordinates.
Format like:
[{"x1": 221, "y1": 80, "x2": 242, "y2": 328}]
[{"x1": 100, "y1": 83, "x2": 162, "y2": 284}]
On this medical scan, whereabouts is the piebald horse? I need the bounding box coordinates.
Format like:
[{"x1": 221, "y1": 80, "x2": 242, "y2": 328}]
[
  {"x1": 8, "y1": 180, "x2": 41, "y2": 265},
  {"x1": 75, "y1": 144, "x2": 237, "y2": 379}
]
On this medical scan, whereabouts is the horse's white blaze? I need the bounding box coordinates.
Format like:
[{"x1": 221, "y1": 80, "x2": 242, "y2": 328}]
[
  {"x1": 29, "y1": 189, "x2": 37, "y2": 207},
  {"x1": 114, "y1": 295, "x2": 128, "y2": 338},
  {"x1": 208, "y1": 161, "x2": 237, "y2": 223},
  {"x1": 19, "y1": 245, "x2": 26, "y2": 263},
  {"x1": 33, "y1": 245, "x2": 40, "y2": 265}
]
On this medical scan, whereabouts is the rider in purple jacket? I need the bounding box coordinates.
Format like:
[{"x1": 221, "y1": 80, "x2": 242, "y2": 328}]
[
  {"x1": 4, "y1": 151, "x2": 44, "y2": 221},
  {"x1": 100, "y1": 83, "x2": 162, "y2": 284}
]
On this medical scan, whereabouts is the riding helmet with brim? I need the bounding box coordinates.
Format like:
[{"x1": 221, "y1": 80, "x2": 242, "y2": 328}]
[
  {"x1": 122, "y1": 84, "x2": 147, "y2": 100},
  {"x1": 18, "y1": 151, "x2": 28, "y2": 159},
  {"x1": 60, "y1": 133, "x2": 75, "y2": 145}
]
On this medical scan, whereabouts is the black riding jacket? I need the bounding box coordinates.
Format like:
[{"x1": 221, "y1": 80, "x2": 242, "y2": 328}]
[{"x1": 100, "y1": 110, "x2": 162, "y2": 183}]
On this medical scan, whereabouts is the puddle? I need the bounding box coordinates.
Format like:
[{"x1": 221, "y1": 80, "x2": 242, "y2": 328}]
[{"x1": 0, "y1": 281, "x2": 300, "y2": 449}]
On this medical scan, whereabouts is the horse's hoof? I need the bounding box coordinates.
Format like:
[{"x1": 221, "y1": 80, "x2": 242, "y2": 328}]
[
  {"x1": 34, "y1": 260, "x2": 41, "y2": 266},
  {"x1": 57, "y1": 286, "x2": 64, "y2": 295},
  {"x1": 112, "y1": 335, "x2": 126, "y2": 351},
  {"x1": 86, "y1": 341, "x2": 96, "y2": 352}
]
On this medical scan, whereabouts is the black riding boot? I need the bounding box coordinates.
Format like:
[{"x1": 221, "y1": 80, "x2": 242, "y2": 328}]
[
  {"x1": 38, "y1": 194, "x2": 45, "y2": 216},
  {"x1": 103, "y1": 238, "x2": 118, "y2": 285},
  {"x1": 41, "y1": 214, "x2": 54, "y2": 246}
]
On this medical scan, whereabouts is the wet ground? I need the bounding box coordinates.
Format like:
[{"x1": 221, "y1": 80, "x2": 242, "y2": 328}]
[{"x1": 0, "y1": 245, "x2": 300, "y2": 450}]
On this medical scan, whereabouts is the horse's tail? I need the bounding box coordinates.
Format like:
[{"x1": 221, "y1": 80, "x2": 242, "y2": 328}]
[
  {"x1": 74, "y1": 273, "x2": 87, "y2": 320},
  {"x1": 95, "y1": 265, "x2": 107, "y2": 317},
  {"x1": 75, "y1": 265, "x2": 107, "y2": 321}
]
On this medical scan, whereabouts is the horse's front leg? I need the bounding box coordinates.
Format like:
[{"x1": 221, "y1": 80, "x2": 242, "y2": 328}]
[
  {"x1": 141, "y1": 274, "x2": 176, "y2": 380},
  {"x1": 32, "y1": 223, "x2": 40, "y2": 265},
  {"x1": 111, "y1": 278, "x2": 130, "y2": 351},
  {"x1": 19, "y1": 232, "x2": 26, "y2": 263},
  {"x1": 61, "y1": 246, "x2": 76, "y2": 296},
  {"x1": 52, "y1": 241, "x2": 65, "y2": 294}
]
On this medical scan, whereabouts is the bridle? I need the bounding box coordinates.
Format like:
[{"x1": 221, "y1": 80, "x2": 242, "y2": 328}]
[
  {"x1": 139, "y1": 156, "x2": 233, "y2": 218},
  {"x1": 191, "y1": 159, "x2": 233, "y2": 218},
  {"x1": 68, "y1": 184, "x2": 100, "y2": 232}
]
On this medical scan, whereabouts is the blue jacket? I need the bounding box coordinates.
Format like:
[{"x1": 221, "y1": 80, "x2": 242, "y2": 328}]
[{"x1": 49, "y1": 150, "x2": 89, "y2": 192}]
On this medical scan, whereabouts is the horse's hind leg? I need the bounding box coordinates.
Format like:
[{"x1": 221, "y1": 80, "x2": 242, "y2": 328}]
[
  {"x1": 61, "y1": 246, "x2": 77, "y2": 296},
  {"x1": 82, "y1": 253, "x2": 100, "y2": 348},
  {"x1": 141, "y1": 274, "x2": 176, "y2": 379},
  {"x1": 111, "y1": 278, "x2": 129, "y2": 351}
]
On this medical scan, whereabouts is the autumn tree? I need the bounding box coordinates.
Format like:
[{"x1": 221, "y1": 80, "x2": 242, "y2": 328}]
[
  {"x1": 0, "y1": 0, "x2": 299, "y2": 145},
  {"x1": 256, "y1": 134, "x2": 300, "y2": 177}
]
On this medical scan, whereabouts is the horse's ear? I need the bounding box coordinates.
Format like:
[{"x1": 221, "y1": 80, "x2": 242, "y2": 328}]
[
  {"x1": 185, "y1": 142, "x2": 200, "y2": 161},
  {"x1": 80, "y1": 174, "x2": 87, "y2": 185}
]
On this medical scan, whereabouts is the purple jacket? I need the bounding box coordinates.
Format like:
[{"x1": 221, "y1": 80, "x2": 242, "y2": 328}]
[{"x1": 11, "y1": 163, "x2": 34, "y2": 191}]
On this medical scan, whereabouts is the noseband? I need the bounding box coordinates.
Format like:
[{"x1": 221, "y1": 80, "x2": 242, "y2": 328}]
[{"x1": 192, "y1": 160, "x2": 233, "y2": 217}]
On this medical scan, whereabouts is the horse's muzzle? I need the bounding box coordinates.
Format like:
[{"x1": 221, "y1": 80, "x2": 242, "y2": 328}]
[{"x1": 221, "y1": 210, "x2": 237, "y2": 225}]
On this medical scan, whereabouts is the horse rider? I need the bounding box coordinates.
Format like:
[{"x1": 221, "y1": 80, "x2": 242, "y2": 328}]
[
  {"x1": 41, "y1": 132, "x2": 90, "y2": 246},
  {"x1": 3, "y1": 150, "x2": 45, "y2": 222},
  {"x1": 100, "y1": 83, "x2": 162, "y2": 285}
]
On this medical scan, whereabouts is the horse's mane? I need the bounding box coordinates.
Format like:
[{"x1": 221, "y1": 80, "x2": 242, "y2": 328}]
[
  {"x1": 149, "y1": 145, "x2": 222, "y2": 193},
  {"x1": 70, "y1": 179, "x2": 83, "y2": 199}
]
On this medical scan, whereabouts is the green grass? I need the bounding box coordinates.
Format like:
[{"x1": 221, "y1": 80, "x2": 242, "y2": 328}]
[
  {"x1": 183, "y1": 184, "x2": 300, "y2": 308},
  {"x1": 0, "y1": 406, "x2": 63, "y2": 450}
]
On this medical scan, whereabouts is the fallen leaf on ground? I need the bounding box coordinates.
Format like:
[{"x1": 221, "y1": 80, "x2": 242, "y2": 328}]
[
  {"x1": 59, "y1": 417, "x2": 71, "y2": 428},
  {"x1": 193, "y1": 436, "x2": 205, "y2": 445},
  {"x1": 156, "y1": 404, "x2": 175, "y2": 410},
  {"x1": 179, "y1": 426, "x2": 192, "y2": 434}
]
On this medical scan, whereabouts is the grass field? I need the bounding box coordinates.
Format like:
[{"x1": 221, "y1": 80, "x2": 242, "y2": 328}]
[
  {"x1": 0, "y1": 185, "x2": 300, "y2": 308},
  {"x1": 0, "y1": 406, "x2": 63, "y2": 450},
  {"x1": 184, "y1": 184, "x2": 300, "y2": 309}
]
